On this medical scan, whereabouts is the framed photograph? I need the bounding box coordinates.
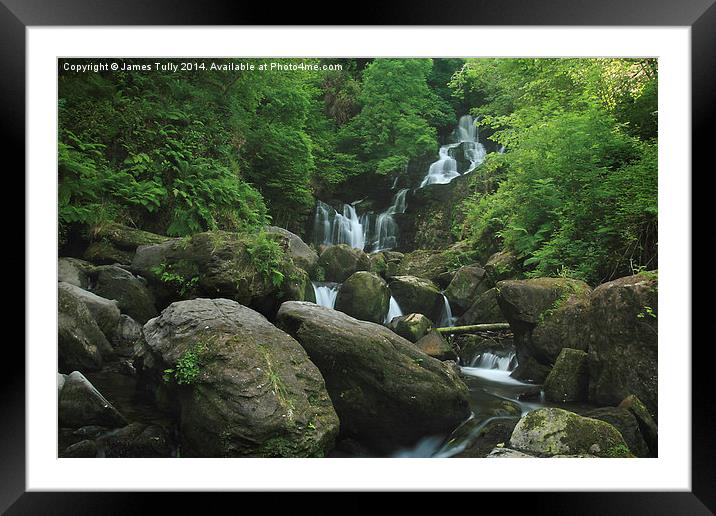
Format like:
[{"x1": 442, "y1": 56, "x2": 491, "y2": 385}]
[{"x1": 7, "y1": 0, "x2": 708, "y2": 511}]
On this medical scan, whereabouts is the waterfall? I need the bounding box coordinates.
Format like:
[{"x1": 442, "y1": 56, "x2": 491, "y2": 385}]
[
  {"x1": 438, "y1": 295, "x2": 457, "y2": 328},
  {"x1": 384, "y1": 296, "x2": 404, "y2": 324},
  {"x1": 312, "y1": 201, "x2": 366, "y2": 249},
  {"x1": 469, "y1": 351, "x2": 517, "y2": 371},
  {"x1": 419, "y1": 115, "x2": 487, "y2": 187},
  {"x1": 312, "y1": 281, "x2": 340, "y2": 309},
  {"x1": 371, "y1": 188, "x2": 409, "y2": 252}
]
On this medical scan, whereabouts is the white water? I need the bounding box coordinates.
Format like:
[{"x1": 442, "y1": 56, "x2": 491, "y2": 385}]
[
  {"x1": 312, "y1": 281, "x2": 340, "y2": 309},
  {"x1": 384, "y1": 296, "x2": 404, "y2": 324},
  {"x1": 437, "y1": 294, "x2": 457, "y2": 328},
  {"x1": 370, "y1": 188, "x2": 409, "y2": 252},
  {"x1": 419, "y1": 115, "x2": 487, "y2": 187},
  {"x1": 313, "y1": 201, "x2": 366, "y2": 249},
  {"x1": 469, "y1": 351, "x2": 517, "y2": 370}
]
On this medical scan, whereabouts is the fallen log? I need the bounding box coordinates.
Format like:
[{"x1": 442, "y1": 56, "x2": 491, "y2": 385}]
[{"x1": 435, "y1": 323, "x2": 511, "y2": 334}]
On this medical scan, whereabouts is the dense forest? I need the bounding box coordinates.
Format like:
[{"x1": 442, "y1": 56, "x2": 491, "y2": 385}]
[{"x1": 57, "y1": 58, "x2": 658, "y2": 459}]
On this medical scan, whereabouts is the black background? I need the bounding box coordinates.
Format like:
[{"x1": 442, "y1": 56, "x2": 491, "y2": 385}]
[{"x1": 3, "y1": 0, "x2": 708, "y2": 512}]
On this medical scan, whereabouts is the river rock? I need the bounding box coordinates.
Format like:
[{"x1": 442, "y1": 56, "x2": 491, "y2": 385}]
[
  {"x1": 265, "y1": 225, "x2": 319, "y2": 275},
  {"x1": 457, "y1": 287, "x2": 505, "y2": 325},
  {"x1": 141, "y1": 298, "x2": 339, "y2": 457},
  {"x1": 389, "y1": 275, "x2": 444, "y2": 322},
  {"x1": 583, "y1": 407, "x2": 650, "y2": 457},
  {"x1": 58, "y1": 373, "x2": 67, "y2": 400},
  {"x1": 387, "y1": 313, "x2": 434, "y2": 343},
  {"x1": 60, "y1": 440, "x2": 98, "y2": 458},
  {"x1": 96, "y1": 422, "x2": 173, "y2": 458},
  {"x1": 83, "y1": 223, "x2": 170, "y2": 265},
  {"x1": 543, "y1": 348, "x2": 589, "y2": 403},
  {"x1": 444, "y1": 265, "x2": 490, "y2": 315},
  {"x1": 90, "y1": 265, "x2": 158, "y2": 324},
  {"x1": 58, "y1": 257, "x2": 94, "y2": 288},
  {"x1": 59, "y1": 282, "x2": 121, "y2": 339},
  {"x1": 316, "y1": 244, "x2": 370, "y2": 282},
  {"x1": 58, "y1": 284, "x2": 109, "y2": 372},
  {"x1": 487, "y1": 447, "x2": 536, "y2": 458},
  {"x1": 587, "y1": 272, "x2": 658, "y2": 417},
  {"x1": 454, "y1": 419, "x2": 519, "y2": 458},
  {"x1": 334, "y1": 271, "x2": 390, "y2": 324},
  {"x1": 132, "y1": 230, "x2": 312, "y2": 316},
  {"x1": 415, "y1": 330, "x2": 457, "y2": 361},
  {"x1": 485, "y1": 250, "x2": 520, "y2": 283},
  {"x1": 619, "y1": 394, "x2": 658, "y2": 456},
  {"x1": 111, "y1": 314, "x2": 144, "y2": 356},
  {"x1": 508, "y1": 408, "x2": 632, "y2": 457},
  {"x1": 497, "y1": 278, "x2": 591, "y2": 380},
  {"x1": 275, "y1": 301, "x2": 471, "y2": 451},
  {"x1": 396, "y1": 250, "x2": 452, "y2": 286},
  {"x1": 59, "y1": 371, "x2": 127, "y2": 428}
]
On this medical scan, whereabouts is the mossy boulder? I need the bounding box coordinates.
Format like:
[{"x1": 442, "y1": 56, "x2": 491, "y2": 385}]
[
  {"x1": 444, "y1": 265, "x2": 490, "y2": 315},
  {"x1": 58, "y1": 257, "x2": 94, "y2": 288},
  {"x1": 619, "y1": 394, "x2": 658, "y2": 456},
  {"x1": 457, "y1": 287, "x2": 505, "y2": 326},
  {"x1": 59, "y1": 371, "x2": 127, "y2": 428},
  {"x1": 316, "y1": 244, "x2": 371, "y2": 282},
  {"x1": 497, "y1": 277, "x2": 592, "y2": 381},
  {"x1": 334, "y1": 271, "x2": 390, "y2": 324},
  {"x1": 58, "y1": 284, "x2": 113, "y2": 372},
  {"x1": 387, "y1": 313, "x2": 434, "y2": 343},
  {"x1": 96, "y1": 422, "x2": 173, "y2": 458},
  {"x1": 485, "y1": 250, "x2": 520, "y2": 283},
  {"x1": 141, "y1": 298, "x2": 339, "y2": 457},
  {"x1": 584, "y1": 407, "x2": 650, "y2": 457},
  {"x1": 90, "y1": 265, "x2": 158, "y2": 324},
  {"x1": 587, "y1": 272, "x2": 658, "y2": 417},
  {"x1": 83, "y1": 223, "x2": 170, "y2": 265},
  {"x1": 265, "y1": 225, "x2": 319, "y2": 275},
  {"x1": 509, "y1": 408, "x2": 633, "y2": 457},
  {"x1": 415, "y1": 330, "x2": 457, "y2": 361},
  {"x1": 275, "y1": 301, "x2": 471, "y2": 452},
  {"x1": 454, "y1": 418, "x2": 519, "y2": 458},
  {"x1": 389, "y1": 275, "x2": 444, "y2": 322},
  {"x1": 543, "y1": 348, "x2": 589, "y2": 403},
  {"x1": 131, "y1": 230, "x2": 311, "y2": 316},
  {"x1": 396, "y1": 250, "x2": 452, "y2": 286}
]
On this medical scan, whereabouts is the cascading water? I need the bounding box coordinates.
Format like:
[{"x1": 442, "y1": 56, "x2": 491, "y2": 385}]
[
  {"x1": 312, "y1": 281, "x2": 340, "y2": 309},
  {"x1": 370, "y1": 188, "x2": 409, "y2": 252},
  {"x1": 419, "y1": 115, "x2": 487, "y2": 187},
  {"x1": 384, "y1": 296, "x2": 404, "y2": 324},
  {"x1": 438, "y1": 294, "x2": 457, "y2": 328},
  {"x1": 313, "y1": 201, "x2": 366, "y2": 249}
]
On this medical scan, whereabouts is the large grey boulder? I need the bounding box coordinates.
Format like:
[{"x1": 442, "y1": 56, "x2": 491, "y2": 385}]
[
  {"x1": 457, "y1": 287, "x2": 505, "y2": 326},
  {"x1": 58, "y1": 285, "x2": 109, "y2": 372},
  {"x1": 316, "y1": 244, "x2": 370, "y2": 283},
  {"x1": 83, "y1": 223, "x2": 170, "y2": 265},
  {"x1": 59, "y1": 282, "x2": 121, "y2": 339},
  {"x1": 444, "y1": 265, "x2": 490, "y2": 315},
  {"x1": 415, "y1": 330, "x2": 457, "y2": 361},
  {"x1": 58, "y1": 257, "x2": 94, "y2": 288},
  {"x1": 58, "y1": 371, "x2": 127, "y2": 428},
  {"x1": 584, "y1": 407, "x2": 650, "y2": 458},
  {"x1": 334, "y1": 271, "x2": 390, "y2": 324},
  {"x1": 91, "y1": 265, "x2": 158, "y2": 324},
  {"x1": 387, "y1": 313, "x2": 434, "y2": 343},
  {"x1": 543, "y1": 348, "x2": 589, "y2": 403},
  {"x1": 141, "y1": 298, "x2": 339, "y2": 457},
  {"x1": 508, "y1": 408, "x2": 632, "y2": 457},
  {"x1": 275, "y1": 301, "x2": 471, "y2": 451},
  {"x1": 265, "y1": 225, "x2": 319, "y2": 275},
  {"x1": 388, "y1": 275, "x2": 444, "y2": 322},
  {"x1": 587, "y1": 272, "x2": 658, "y2": 418}
]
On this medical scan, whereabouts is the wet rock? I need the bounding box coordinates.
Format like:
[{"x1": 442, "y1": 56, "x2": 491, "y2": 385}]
[
  {"x1": 97, "y1": 422, "x2": 173, "y2": 458},
  {"x1": 58, "y1": 371, "x2": 127, "y2": 428},
  {"x1": 584, "y1": 407, "x2": 650, "y2": 457},
  {"x1": 276, "y1": 301, "x2": 471, "y2": 451},
  {"x1": 60, "y1": 439, "x2": 98, "y2": 458},
  {"x1": 389, "y1": 275, "x2": 444, "y2": 322},
  {"x1": 316, "y1": 244, "x2": 370, "y2": 283},
  {"x1": 58, "y1": 257, "x2": 94, "y2": 288},
  {"x1": 444, "y1": 265, "x2": 490, "y2": 315},
  {"x1": 142, "y1": 298, "x2": 338, "y2": 457},
  {"x1": 110, "y1": 315, "x2": 144, "y2": 356},
  {"x1": 618, "y1": 394, "x2": 658, "y2": 456},
  {"x1": 454, "y1": 419, "x2": 520, "y2": 458},
  {"x1": 334, "y1": 271, "x2": 390, "y2": 324},
  {"x1": 588, "y1": 272, "x2": 658, "y2": 417},
  {"x1": 485, "y1": 250, "x2": 520, "y2": 284},
  {"x1": 508, "y1": 408, "x2": 633, "y2": 457},
  {"x1": 387, "y1": 313, "x2": 434, "y2": 343},
  {"x1": 59, "y1": 282, "x2": 121, "y2": 339},
  {"x1": 396, "y1": 249, "x2": 452, "y2": 285},
  {"x1": 415, "y1": 330, "x2": 457, "y2": 361},
  {"x1": 543, "y1": 348, "x2": 589, "y2": 403},
  {"x1": 91, "y1": 265, "x2": 158, "y2": 324},
  {"x1": 83, "y1": 223, "x2": 170, "y2": 265},
  {"x1": 510, "y1": 356, "x2": 551, "y2": 384},
  {"x1": 457, "y1": 287, "x2": 505, "y2": 326},
  {"x1": 265, "y1": 225, "x2": 319, "y2": 275},
  {"x1": 58, "y1": 285, "x2": 108, "y2": 372},
  {"x1": 487, "y1": 447, "x2": 536, "y2": 458}
]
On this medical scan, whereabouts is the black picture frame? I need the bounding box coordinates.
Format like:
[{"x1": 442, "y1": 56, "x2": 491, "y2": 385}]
[{"x1": 5, "y1": 0, "x2": 707, "y2": 511}]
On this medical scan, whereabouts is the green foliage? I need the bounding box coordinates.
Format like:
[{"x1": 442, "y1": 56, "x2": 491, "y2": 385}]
[
  {"x1": 245, "y1": 231, "x2": 286, "y2": 287},
  {"x1": 453, "y1": 58, "x2": 657, "y2": 284},
  {"x1": 163, "y1": 341, "x2": 209, "y2": 385},
  {"x1": 151, "y1": 262, "x2": 199, "y2": 296}
]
